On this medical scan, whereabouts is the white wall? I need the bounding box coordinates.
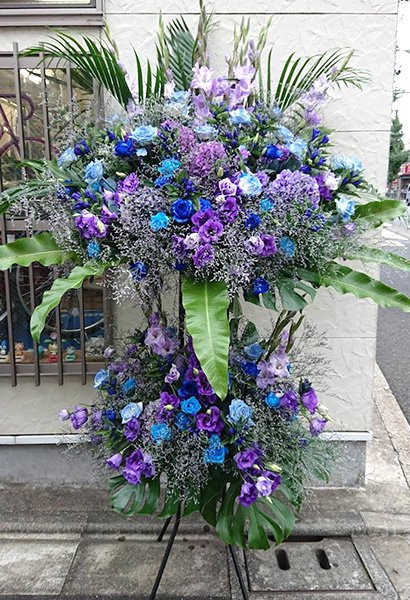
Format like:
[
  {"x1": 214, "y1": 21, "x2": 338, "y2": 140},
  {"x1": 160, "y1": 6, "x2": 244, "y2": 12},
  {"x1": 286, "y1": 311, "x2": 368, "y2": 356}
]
[{"x1": 0, "y1": 0, "x2": 398, "y2": 436}]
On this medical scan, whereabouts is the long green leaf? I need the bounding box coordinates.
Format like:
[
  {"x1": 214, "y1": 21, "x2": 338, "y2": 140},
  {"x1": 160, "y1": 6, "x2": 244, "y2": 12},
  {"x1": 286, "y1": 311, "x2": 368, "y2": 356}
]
[
  {"x1": 321, "y1": 262, "x2": 410, "y2": 312},
  {"x1": 182, "y1": 277, "x2": 230, "y2": 400},
  {"x1": 30, "y1": 263, "x2": 107, "y2": 342},
  {"x1": 0, "y1": 232, "x2": 79, "y2": 270},
  {"x1": 347, "y1": 247, "x2": 410, "y2": 271},
  {"x1": 353, "y1": 199, "x2": 406, "y2": 227}
]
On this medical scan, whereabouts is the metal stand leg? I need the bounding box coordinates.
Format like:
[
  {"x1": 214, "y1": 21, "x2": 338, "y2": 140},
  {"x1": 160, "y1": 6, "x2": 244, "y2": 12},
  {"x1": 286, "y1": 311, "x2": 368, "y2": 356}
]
[
  {"x1": 228, "y1": 544, "x2": 249, "y2": 600},
  {"x1": 157, "y1": 516, "x2": 172, "y2": 542},
  {"x1": 149, "y1": 506, "x2": 181, "y2": 600}
]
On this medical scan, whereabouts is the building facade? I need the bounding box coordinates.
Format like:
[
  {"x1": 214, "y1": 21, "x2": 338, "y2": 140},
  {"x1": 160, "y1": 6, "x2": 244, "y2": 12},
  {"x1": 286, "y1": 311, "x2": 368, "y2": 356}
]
[{"x1": 0, "y1": 0, "x2": 399, "y2": 484}]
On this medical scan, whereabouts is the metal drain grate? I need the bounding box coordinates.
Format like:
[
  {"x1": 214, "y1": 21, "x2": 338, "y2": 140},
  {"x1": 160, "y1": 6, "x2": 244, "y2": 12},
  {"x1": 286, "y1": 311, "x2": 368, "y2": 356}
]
[{"x1": 229, "y1": 535, "x2": 398, "y2": 599}]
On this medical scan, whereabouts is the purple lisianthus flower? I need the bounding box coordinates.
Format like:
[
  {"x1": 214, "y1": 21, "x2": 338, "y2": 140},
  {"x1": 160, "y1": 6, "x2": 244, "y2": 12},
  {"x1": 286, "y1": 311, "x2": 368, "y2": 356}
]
[
  {"x1": 198, "y1": 218, "x2": 224, "y2": 243},
  {"x1": 234, "y1": 449, "x2": 259, "y2": 470},
  {"x1": 260, "y1": 234, "x2": 277, "y2": 257},
  {"x1": 280, "y1": 390, "x2": 299, "y2": 413},
  {"x1": 123, "y1": 417, "x2": 141, "y2": 441},
  {"x1": 106, "y1": 453, "x2": 122, "y2": 470},
  {"x1": 195, "y1": 370, "x2": 214, "y2": 397},
  {"x1": 165, "y1": 364, "x2": 180, "y2": 384},
  {"x1": 100, "y1": 203, "x2": 117, "y2": 225},
  {"x1": 218, "y1": 178, "x2": 237, "y2": 196},
  {"x1": 301, "y1": 388, "x2": 318, "y2": 413},
  {"x1": 218, "y1": 196, "x2": 238, "y2": 223},
  {"x1": 120, "y1": 172, "x2": 140, "y2": 194},
  {"x1": 59, "y1": 408, "x2": 70, "y2": 422},
  {"x1": 193, "y1": 244, "x2": 215, "y2": 267},
  {"x1": 196, "y1": 406, "x2": 224, "y2": 433},
  {"x1": 171, "y1": 198, "x2": 195, "y2": 224},
  {"x1": 70, "y1": 406, "x2": 88, "y2": 430},
  {"x1": 244, "y1": 235, "x2": 265, "y2": 256},
  {"x1": 75, "y1": 210, "x2": 107, "y2": 240},
  {"x1": 238, "y1": 481, "x2": 258, "y2": 507},
  {"x1": 310, "y1": 417, "x2": 327, "y2": 436},
  {"x1": 123, "y1": 449, "x2": 155, "y2": 484},
  {"x1": 191, "y1": 208, "x2": 214, "y2": 230},
  {"x1": 256, "y1": 471, "x2": 281, "y2": 496}
]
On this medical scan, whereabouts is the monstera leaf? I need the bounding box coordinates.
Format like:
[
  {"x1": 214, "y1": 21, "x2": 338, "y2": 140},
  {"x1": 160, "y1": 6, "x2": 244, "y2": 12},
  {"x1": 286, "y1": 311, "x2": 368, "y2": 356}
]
[
  {"x1": 182, "y1": 277, "x2": 230, "y2": 400},
  {"x1": 30, "y1": 263, "x2": 107, "y2": 342},
  {"x1": 347, "y1": 247, "x2": 410, "y2": 271},
  {"x1": 0, "y1": 232, "x2": 79, "y2": 270}
]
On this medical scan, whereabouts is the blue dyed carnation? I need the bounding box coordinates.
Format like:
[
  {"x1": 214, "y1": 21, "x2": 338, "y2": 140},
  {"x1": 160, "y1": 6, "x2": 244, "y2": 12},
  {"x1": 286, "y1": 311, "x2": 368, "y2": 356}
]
[
  {"x1": 177, "y1": 380, "x2": 198, "y2": 399},
  {"x1": 114, "y1": 138, "x2": 135, "y2": 157},
  {"x1": 244, "y1": 343, "x2": 264, "y2": 361},
  {"x1": 175, "y1": 412, "x2": 191, "y2": 431},
  {"x1": 259, "y1": 198, "x2": 274, "y2": 212},
  {"x1": 241, "y1": 361, "x2": 259, "y2": 378},
  {"x1": 204, "y1": 435, "x2": 227, "y2": 464},
  {"x1": 199, "y1": 198, "x2": 212, "y2": 210}
]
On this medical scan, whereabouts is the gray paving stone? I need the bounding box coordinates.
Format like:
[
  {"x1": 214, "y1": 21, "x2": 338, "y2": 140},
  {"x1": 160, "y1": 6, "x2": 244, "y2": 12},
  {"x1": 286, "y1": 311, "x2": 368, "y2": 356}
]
[
  {"x1": 0, "y1": 538, "x2": 79, "y2": 595},
  {"x1": 61, "y1": 537, "x2": 230, "y2": 598}
]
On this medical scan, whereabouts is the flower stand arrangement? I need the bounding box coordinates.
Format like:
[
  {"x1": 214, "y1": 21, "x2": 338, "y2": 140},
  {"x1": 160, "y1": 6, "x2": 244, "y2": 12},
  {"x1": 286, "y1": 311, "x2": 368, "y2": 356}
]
[{"x1": 1, "y1": 4, "x2": 410, "y2": 597}]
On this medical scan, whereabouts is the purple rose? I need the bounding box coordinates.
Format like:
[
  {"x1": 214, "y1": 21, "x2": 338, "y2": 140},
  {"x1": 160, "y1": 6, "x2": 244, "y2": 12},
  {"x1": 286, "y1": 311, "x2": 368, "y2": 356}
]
[
  {"x1": 100, "y1": 203, "x2": 117, "y2": 225},
  {"x1": 75, "y1": 210, "x2": 107, "y2": 240},
  {"x1": 301, "y1": 388, "x2": 318, "y2": 413},
  {"x1": 234, "y1": 449, "x2": 259, "y2": 470},
  {"x1": 218, "y1": 178, "x2": 237, "y2": 196},
  {"x1": 193, "y1": 244, "x2": 215, "y2": 268},
  {"x1": 196, "y1": 406, "x2": 224, "y2": 434},
  {"x1": 70, "y1": 406, "x2": 88, "y2": 430},
  {"x1": 260, "y1": 234, "x2": 277, "y2": 257},
  {"x1": 238, "y1": 481, "x2": 258, "y2": 507},
  {"x1": 310, "y1": 418, "x2": 327, "y2": 436},
  {"x1": 123, "y1": 417, "x2": 141, "y2": 441},
  {"x1": 165, "y1": 364, "x2": 180, "y2": 384},
  {"x1": 106, "y1": 453, "x2": 122, "y2": 470},
  {"x1": 198, "y1": 219, "x2": 224, "y2": 243}
]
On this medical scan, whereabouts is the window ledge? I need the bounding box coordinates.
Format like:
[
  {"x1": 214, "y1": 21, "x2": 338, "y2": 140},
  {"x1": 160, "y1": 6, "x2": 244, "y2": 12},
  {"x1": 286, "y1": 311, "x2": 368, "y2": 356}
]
[{"x1": 0, "y1": 7, "x2": 103, "y2": 27}]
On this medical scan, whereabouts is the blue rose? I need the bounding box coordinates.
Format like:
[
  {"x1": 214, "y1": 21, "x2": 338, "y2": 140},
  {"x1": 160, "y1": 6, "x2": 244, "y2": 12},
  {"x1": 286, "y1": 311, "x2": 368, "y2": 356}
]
[
  {"x1": 194, "y1": 124, "x2": 218, "y2": 140},
  {"x1": 229, "y1": 107, "x2": 252, "y2": 125},
  {"x1": 260, "y1": 198, "x2": 274, "y2": 212},
  {"x1": 84, "y1": 159, "x2": 104, "y2": 185},
  {"x1": 158, "y1": 158, "x2": 181, "y2": 177},
  {"x1": 177, "y1": 380, "x2": 198, "y2": 399},
  {"x1": 276, "y1": 125, "x2": 294, "y2": 145},
  {"x1": 120, "y1": 401, "x2": 143, "y2": 424},
  {"x1": 130, "y1": 261, "x2": 147, "y2": 281},
  {"x1": 228, "y1": 398, "x2": 254, "y2": 426},
  {"x1": 181, "y1": 396, "x2": 201, "y2": 415},
  {"x1": 265, "y1": 392, "x2": 281, "y2": 409},
  {"x1": 253, "y1": 277, "x2": 269, "y2": 294},
  {"x1": 288, "y1": 138, "x2": 307, "y2": 159},
  {"x1": 204, "y1": 435, "x2": 227, "y2": 464},
  {"x1": 265, "y1": 144, "x2": 283, "y2": 160},
  {"x1": 58, "y1": 147, "x2": 77, "y2": 168},
  {"x1": 131, "y1": 125, "x2": 158, "y2": 146},
  {"x1": 244, "y1": 343, "x2": 264, "y2": 361},
  {"x1": 114, "y1": 138, "x2": 135, "y2": 157},
  {"x1": 171, "y1": 198, "x2": 195, "y2": 224},
  {"x1": 241, "y1": 361, "x2": 259, "y2": 378},
  {"x1": 94, "y1": 368, "x2": 109, "y2": 388},
  {"x1": 151, "y1": 422, "x2": 171, "y2": 444},
  {"x1": 330, "y1": 154, "x2": 363, "y2": 176},
  {"x1": 244, "y1": 213, "x2": 260, "y2": 230},
  {"x1": 238, "y1": 173, "x2": 262, "y2": 197},
  {"x1": 175, "y1": 412, "x2": 191, "y2": 431},
  {"x1": 150, "y1": 212, "x2": 170, "y2": 231},
  {"x1": 336, "y1": 196, "x2": 356, "y2": 222},
  {"x1": 122, "y1": 378, "x2": 137, "y2": 395},
  {"x1": 280, "y1": 237, "x2": 296, "y2": 258}
]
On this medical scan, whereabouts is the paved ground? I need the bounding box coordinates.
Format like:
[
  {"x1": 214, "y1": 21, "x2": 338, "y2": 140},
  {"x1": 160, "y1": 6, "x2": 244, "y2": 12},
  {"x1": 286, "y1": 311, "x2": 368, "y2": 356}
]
[
  {"x1": 0, "y1": 366, "x2": 410, "y2": 599},
  {"x1": 377, "y1": 215, "x2": 410, "y2": 423}
]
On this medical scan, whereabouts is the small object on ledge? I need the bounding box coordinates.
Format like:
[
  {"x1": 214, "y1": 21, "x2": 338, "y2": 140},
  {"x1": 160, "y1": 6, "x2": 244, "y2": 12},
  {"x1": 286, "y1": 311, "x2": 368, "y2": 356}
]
[
  {"x1": 0, "y1": 340, "x2": 9, "y2": 363},
  {"x1": 47, "y1": 341, "x2": 59, "y2": 363},
  {"x1": 65, "y1": 345, "x2": 77, "y2": 362},
  {"x1": 14, "y1": 342, "x2": 25, "y2": 363}
]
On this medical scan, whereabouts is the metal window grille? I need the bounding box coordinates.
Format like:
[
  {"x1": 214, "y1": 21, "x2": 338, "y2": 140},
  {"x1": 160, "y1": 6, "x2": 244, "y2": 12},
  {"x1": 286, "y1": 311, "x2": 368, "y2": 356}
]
[{"x1": 0, "y1": 42, "x2": 111, "y2": 386}]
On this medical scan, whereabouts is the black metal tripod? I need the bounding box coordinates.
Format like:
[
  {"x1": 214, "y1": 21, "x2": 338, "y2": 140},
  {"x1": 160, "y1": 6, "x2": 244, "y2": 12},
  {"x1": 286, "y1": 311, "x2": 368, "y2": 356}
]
[{"x1": 148, "y1": 507, "x2": 249, "y2": 600}]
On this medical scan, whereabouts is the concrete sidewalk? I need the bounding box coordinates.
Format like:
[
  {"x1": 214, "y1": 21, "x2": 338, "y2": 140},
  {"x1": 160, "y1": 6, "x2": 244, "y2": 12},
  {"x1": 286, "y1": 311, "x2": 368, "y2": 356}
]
[{"x1": 0, "y1": 365, "x2": 410, "y2": 599}]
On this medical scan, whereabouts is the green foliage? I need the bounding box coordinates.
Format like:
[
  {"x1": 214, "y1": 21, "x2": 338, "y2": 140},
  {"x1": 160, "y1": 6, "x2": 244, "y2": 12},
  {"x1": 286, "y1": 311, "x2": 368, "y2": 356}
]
[
  {"x1": 274, "y1": 49, "x2": 368, "y2": 111},
  {"x1": 346, "y1": 247, "x2": 410, "y2": 271},
  {"x1": 30, "y1": 263, "x2": 107, "y2": 342},
  {"x1": 388, "y1": 111, "x2": 409, "y2": 184},
  {"x1": 157, "y1": 15, "x2": 196, "y2": 91},
  {"x1": 0, "y1": 232, "x2": 79, "y2": 271},
  {"x1": 182, "y1": 277, "x2": 230, "y2": 400},
  {"x1": 353, "y1": 198, "x2": 406, "y2": 227}
]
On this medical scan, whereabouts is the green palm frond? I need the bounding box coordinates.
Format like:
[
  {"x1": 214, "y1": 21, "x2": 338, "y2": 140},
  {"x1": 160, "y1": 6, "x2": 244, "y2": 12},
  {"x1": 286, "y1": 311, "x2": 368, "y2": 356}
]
[
  {"x1": 274, "y1": 49, "x2": 369, "y2": 111},
  {"x1": 157, "y1": 15, "x2": 197, "y2": 91},
  {"x1": 20, "y1": 31, "x2": 133, "y2": 108}
]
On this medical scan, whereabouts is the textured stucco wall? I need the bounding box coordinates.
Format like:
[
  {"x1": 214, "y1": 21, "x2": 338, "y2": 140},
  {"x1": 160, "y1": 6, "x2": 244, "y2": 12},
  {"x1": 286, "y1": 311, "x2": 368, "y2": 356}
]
[{"x1": 0, "y1": 0, "x2": 398, "y2": 437}]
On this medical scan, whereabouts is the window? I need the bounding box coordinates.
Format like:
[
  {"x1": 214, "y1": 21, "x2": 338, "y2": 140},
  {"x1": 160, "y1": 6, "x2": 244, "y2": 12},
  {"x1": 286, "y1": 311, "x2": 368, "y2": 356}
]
[
  {"x1": 0, "y1": 0, "x2": 103, "y2": 26},
  {"x1": 0, "y1": 46, "x2": 110, "y2": 385}
]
